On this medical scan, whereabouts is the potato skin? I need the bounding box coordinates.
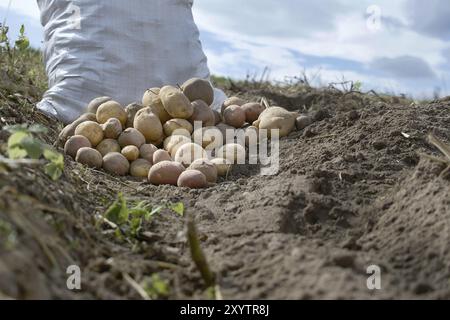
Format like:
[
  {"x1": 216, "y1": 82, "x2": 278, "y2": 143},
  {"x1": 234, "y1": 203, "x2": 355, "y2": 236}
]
[
  {"x1": 221, "y1": 96, "x2": 245, "y2": 114},
  {"x1": 96, "y1": 139, "x2": 121, "y2": 156},
  {"x1": 296, "y1": 115, "x2": 313, "y2": 130},
  {"x1": 74, "y1": 121, "x2": 104, "y2": 147},
  {"x1": 96, "y1": 101, "x2": 128, "y2": 126},
  {"x1": 192, "y1": 126, "x2": 223, "y2": 150},
  {"x1": 64, "y1": 135, "x2": 92, "y2": 159},
  {"x1": 213, "y1": 110, "x2": 222, "y2": 125},
  {"x1": 174, "y1": 143, "x2": 208, "y2": 167},
  {"x1": 59, "y1": 113, "x2": 97, "y2": 143},
  {"x1": 241, "y1": 102, "x2": 265, "y2": 123},
  {"x1": 177, "y1": 170, "x2": 207, "y2": 189},
  {"x1": 163, "y1": 119, "x2": 193, "y2": 137},
  {"x1": 210, "y1": 158, "x2": 232, "y2": 177},
  {"x1": 125, "y1": 103, "x2": 144, "y2": 128},
  {"x1": 103, "y1": 152, "x2": 130, "y2": 176},
  {"x1": 121, "y1": 145, "x2": 140, "y2": 161},
  {"x1": 148, "y1": 161, "x2": 185, "y2": 185},
  {"x1": 130, "y1": 159, "x2": 152, "y2": 178},
  {"x1": 143, "y1": 88, "x2": 172, "y2": 124},
  {"x1": 118, "y1": 128, "x2": 146, "y2": 148},
  {"x1": 153, "y1": 149, "x2": 172, "y2": 164},
  {"x1": 188, "y1": 158, "x2": 218, "y2": 183},
  {"x1": 142, "y1": 88, "x2": 160, "y2": 106},
  {"x1": 102, "y1": 118, "x2": 122, "y2": 139},
  {"x1": 75, "y1": 147, "x2": 103, "y2": 169},
  {"x1": 253, "y1": 107, "x2": 297, "y2": 137},
  {"x1": 87, "y1": 96, "x2": 112, "y2": 114},
  {"x1": 181, "y1": 78, "x2": 214, "y2": 106},
  {"x1": 133, "y1": 107, "x2": 164, "y2": 142},
  {"x1": 139, "y1": 144, "x2": 158, "y2": 163},
  {"x1": 160, "y1": 86, "x2": 194, "y2": 119},
  {"x1": 223, "y1": 105, "x2": 246, "y2": 128},
  {"x1": 189, "y1": 100, "x2": 215, "y2": 127}
]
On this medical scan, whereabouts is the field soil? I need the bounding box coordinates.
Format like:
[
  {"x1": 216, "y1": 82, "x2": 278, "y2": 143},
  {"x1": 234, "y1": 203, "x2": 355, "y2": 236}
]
[{"x1": 1, "y1": 79, "x2": 449, "y2": 299}]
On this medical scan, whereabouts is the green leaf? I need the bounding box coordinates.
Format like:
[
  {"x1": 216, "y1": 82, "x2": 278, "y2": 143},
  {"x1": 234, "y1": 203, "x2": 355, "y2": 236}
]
[
  {"x1": 20, "y1": 136, "x2": 43, "y2": 159},
  {"x1": 147, "y1": 205, "x2": 164, "y2": 220},
  {"x1": 19, "y1": 24, "x2": 25, "y2": 36},
  {"x1": 130, "y1": 217, "x2": 143, "y2": 236},
  {"x1": 104, "y1": 193, "x2": 129, "y2": 225},
  {"x1": 7, "y1": 132, "x2": 28, "y2": 159},
  {"x1": 43, "y1": 148, "x2": 64, "y2": 166},
  {"x1": 44, "y1": 162, "x2": 63, "y2": 181},
  {"x1": 169, "y1": 202, "x2": 184, "y2": 216}
]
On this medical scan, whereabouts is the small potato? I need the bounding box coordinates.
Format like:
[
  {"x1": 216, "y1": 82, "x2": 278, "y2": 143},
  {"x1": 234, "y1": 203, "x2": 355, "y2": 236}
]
[
  {"x1": 216, "y1": 123, "x2": 236, "y2": 142},
  {"x1": 153, "y1": 149, "x2": 172, "y2": 164},
  {"x1": 118, "y1": 128, "x2": 146, "y2": 148},
  {"x1": 188, "y1": 100, "x2": 215, "y2": 127},
  {"x1": 188, "y1": 158, "x2": 218, "y2": 183},
  {"x1": 221, "y1": 96, "x2": 245, "y2": 114},
  {"x1": 102, "y1": 118, "x2": 122, "y2": 139},
  {"x1": 217, "y1": 143, "x2": 246, "y2": 164},
  {"x1": 241, "y1": 102, "x2": 265, "y2": 123},
  {"x1": 96, "y1": 101, "x2": 127, "y2": 126},
  {"x1": 223, "y1": 105, "x2": 246, "y2": 128},
  {"x1": 296, "y1": 115, "x2": 313, "y2": 130},
  {"x1": 130, "y1": 159, "x2": 152, "y2": 178},
  {"x1": 142, "y1": 88, "x2": 160, "y2": 106},
  {"x1": 134, "y1": 107, "x2": 164, "y2": 142},
  {"x1": 125, "y1": 103, "x2": 144, "y2": 128},
  {"x1": 253, "y1": 107, "x2": 297, "y2": 137},
  {"x1": 163, "y1": 119, "x2": 193, "y2": 137},
  {"x1": 64, "y1": 135, "x2": 91, "y2": 159},
  {"x1": 210, "y1": 158, "x2": 232, "y2": 177},
  {"x1": 143, "y1": 88, "x2": 172, "y2": 124},
  {"x1": 139, "y1": 144, "x2": 158, "y2": 163},
  {"x1": 213, "y1": 110, "x2": 222, "y2": 125},
  {"x1": 164, "y1": 135, "x2": 192, "y2": 157},
  {"x1": 103, "y1": 152, "x2": 130, "y2": 176},
  {"x1": 160, "y1": 86, "x2": 193, "y2": 119},
  {"x1": 75, "y1": 147, "x2": 103, "y2": 169},
  {"x1": 177, "y1": 170, "x2": 207, "y2": 189},
  {"x1": 192, "y1": 126, "x2": 223, "y2": 150},
  {"x1": 174, "y1": 143, "x2": 208, "y2": 167},
  {"x1": 74, "y1": 121, "x2": 104, "y2": 147},
  {"x1": 96, "y1": 139, "x2": 121, "y2": 156},
  {"x1": 148, "y1": 160, "x2": 185, "y2": 185},
  {"x1": 244, "y1": 125, "x2": 259, "y2": 147},
  {"x1": 59, "y1": 113, "x2": 97, "y2": 143},
  {"x1": 121, "y1": 145, "x2": 140, "y2": 161},
  {"x1": 87, "y1": 96, "x2": 112, "y2": 114},
  {"x1": 181, "y1": 78, "x2": 214, "y2": 106}
]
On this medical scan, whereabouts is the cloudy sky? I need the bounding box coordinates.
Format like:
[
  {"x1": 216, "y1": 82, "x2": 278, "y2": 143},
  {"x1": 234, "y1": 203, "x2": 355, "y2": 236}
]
[{"x1": 1, "y1": 0, "x2": 449, "y2": 98}]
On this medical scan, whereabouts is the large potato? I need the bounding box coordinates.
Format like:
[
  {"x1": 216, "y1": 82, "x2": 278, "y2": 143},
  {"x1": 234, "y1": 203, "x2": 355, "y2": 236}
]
[
  {"x1": 153, "y1": 149, "x2": 172, "y2": 164},
  {"x1": 174, "y1": 143, "x2": 208, "y2": 167},
  {"x1": 210, "y1": 158, "x2": 232, "y2": 177},
  {"x1": 164, "y1": 135, "x2": 191, "y2": 157},
  {"x1": 139, "y1": 144, "x2": 158, "y2": 163},
  {"x1": 181, "y1": 78, "x2": 214, "y2": 106},
  {"x1": 125, "y1": 103, "x2": 144, "y2": 128},
  {"x1": 163, "y1": 119, "x2": 193, "y2": 137},
  {"x1": 148, "y1": 161, "x2": 185, "y2": 185},
  {"x1": 242, "y1": 102, "x2": 265, "y2": 123},
  {"x1": 103, "y1": 152, "x2": 130, "y2": 176},
  {"x1": 133, "y1": 107, "x2": 164, "y2": 142},
  {"x1": 253, "y1": 107, "x2": 297, "y2": 137},
  {"x1": 64, "y1": 135, "x2": 92, "y2": 159},
  {"x1": 223, "y1": 105, "x2": 246, "y2": 128},
  {"x1": 130, "y1": 159, "x2": 152, "y2": 178},
  {"x1": 143, "y1": 88, "x2": 172, "y2": 124},
  {"x1": 142, "y1": 88, "x2": 160, "y2": 106},
  {"x1": 221, "y1": 96, "x2": 245, "y2": 114},
  {"x1": 74, "y1": 121, "x2": 104, "y2": 146},
  {"x1": 192, "y1": 126, "x2": 223, "y2": 151},
  {"x1": 177, "y1": 170, "x2": 207, "y2": 189},
  {"x1": 189, "y1": 100, "x2": 215, "y2": 127},
  {"x1": 59, "y1": 113, "x2": 97, "y2": 143},
  {"x1": 96, "y1": 139, "x2": 121, "y2": 156},
  {"x1": 75, "y1": 147, "x2": 103, "y2": 169},
  {"x1": 217, "y1": 143, "x2": 246, "y2": 164},
  {"x1": 102, "y1": 118, "x2": 122, "y2": 139},
  {"x1": 87, "y1": 96, "x2": 112, "y2": 114},
  {"x1": 118, "y1": 128, "x2": 146, "y2": 148},
  {"x1": 96, "y1": 101, "x2": 127, "y2": 126},
  {"x1": 188, "y1": 158, "x2": 218, "y2": 183},
  {"x1": 159, "y1": 86, "x2": 193, "y2": 119}
]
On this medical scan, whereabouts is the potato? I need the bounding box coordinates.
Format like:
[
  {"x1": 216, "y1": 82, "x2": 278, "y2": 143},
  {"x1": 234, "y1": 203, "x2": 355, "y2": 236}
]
[
  {"x1": 102, "y1": 118, "x2": 122, "y2": 139},
  {"x1": 96, "y1": 101, "x2": 127, "y2": 126},
  {"x1": 174, "y1": 143, "x2": 208, "y2": 167},
  {"x1": 192, "y1": 126, "x2": 223, "y2": 150},
  {"x1": 74, "y1": 121, "x2": 104, "y2": 146},
  {"x1": 217, "y1": 143, "x2": 246, "y2": 164},
  {"x1": 223, "y1": 105, "x2": 246, "y2": 128},
  {"x1": 244, "y1": 125, "x2": 259, "y2": 147},
  {"x1": 121, "y1": 145, "x2": 140, "y2": 161},
  {"x1": 96, "y1": 139, "x2": 121, "y2": 156},
  {"x1": 211, "y1": 158, "x2": 232, "y2": 177},
  {"x1": 153, "y1": 149, "x2": 172, "y2": 164},
  {"x1": 130, "y1": 159, "x2": 152, "y2": 178},
  {"x1": 216, "y1": 123, "x2": 236, "y2": 140},
  {"x1": 148, "y1": 160, "x2": 185, "y2": 185},
  {"x1": 143, "y1": 88, "x2": 172, "y2": 123},
  {"x1": 188, "y1": 100, "x2": 215, "y2": 127},
  {"x1": 87, "y1": 96, "x2": 112, "y2": 114},
  {"x1": 188, "y1": 158, "x2": 217, "y2": 183},
  {"x1": 139, "y1": 144, "x2": 158, "y2": 163},
  {"x1": 241, "y1": 102, "x2": 265, "y2": 123},
  {"x1": 159, "y1": 86, "x2": 193, "y2": 119},
  {"x1": 118, "y1": 128, "x2": 146, "y2": 148},
  {"x1": 59, "y1": 113, "x2": 97, "y2": 143},
  {"x1": 163, "y1": 119, "x2": 193, "y2": 137},
  {"x1": 133, "y1": 107, "x2": 164, "y2": 142},
  {"x1": 125, "y1": 103, "x2": 144, "y2": 128},
  {"x1": 103, "y1": 152, "x2": 130, "y2": 176},
  {"x1": 177, "y1": 170, "x2": 207, "y2": 189},
  {"x1": 181, "y1": 78, "x2": 214, "y2": 106},
  {"x1": 253, "y1": 107, "x2": 297, "y2": 137},
  {"x1": 75, "y1": 147, "x2": 103, "y2": 169},
  {"x1": 142, "y1": 88, "x2": 160, "y2": 106},
  {"x1": 221, "y1": 96, "x2": 245, "y2": 114},
  {"x1": 164, "y1": 135, "x2": 191, "y2": 157},
  {"x1": 213, "y1": 110, "x2": 222, "y2": 125},
  {"x1": 296, "y1": 115, "x2": 313, "y2": 130},
  {"x1": 64, "y1": 135, "x2": 92, "y2": 159}
]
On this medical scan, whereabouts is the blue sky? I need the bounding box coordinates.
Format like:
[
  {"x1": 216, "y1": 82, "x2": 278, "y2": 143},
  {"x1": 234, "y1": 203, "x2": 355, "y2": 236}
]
[{"x1": 1, "y1": 0, "x2": 449, "y2": 98}]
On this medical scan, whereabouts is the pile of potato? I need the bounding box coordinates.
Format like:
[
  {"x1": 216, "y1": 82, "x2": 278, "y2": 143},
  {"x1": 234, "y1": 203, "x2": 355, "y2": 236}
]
[{"x1": 59, "y1": 78, "x2": 304, "y2": 189}]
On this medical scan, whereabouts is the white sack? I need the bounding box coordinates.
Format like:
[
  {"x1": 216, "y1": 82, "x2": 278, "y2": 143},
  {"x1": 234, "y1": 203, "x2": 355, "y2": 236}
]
[{"x1": 36, "y1": 0, "x2": 212, "y2": 123}]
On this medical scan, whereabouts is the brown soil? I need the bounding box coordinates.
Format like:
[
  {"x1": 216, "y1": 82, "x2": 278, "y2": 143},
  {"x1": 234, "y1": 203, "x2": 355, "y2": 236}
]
[{"x1": 0, "y1": 86, "x2": 449, "y2": 299}]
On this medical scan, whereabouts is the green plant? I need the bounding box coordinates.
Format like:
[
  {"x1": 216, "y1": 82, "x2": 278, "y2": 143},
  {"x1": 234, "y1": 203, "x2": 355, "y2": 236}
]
[{"x1": 142, "y1": 273, "x2": 170, "y2": 299}]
